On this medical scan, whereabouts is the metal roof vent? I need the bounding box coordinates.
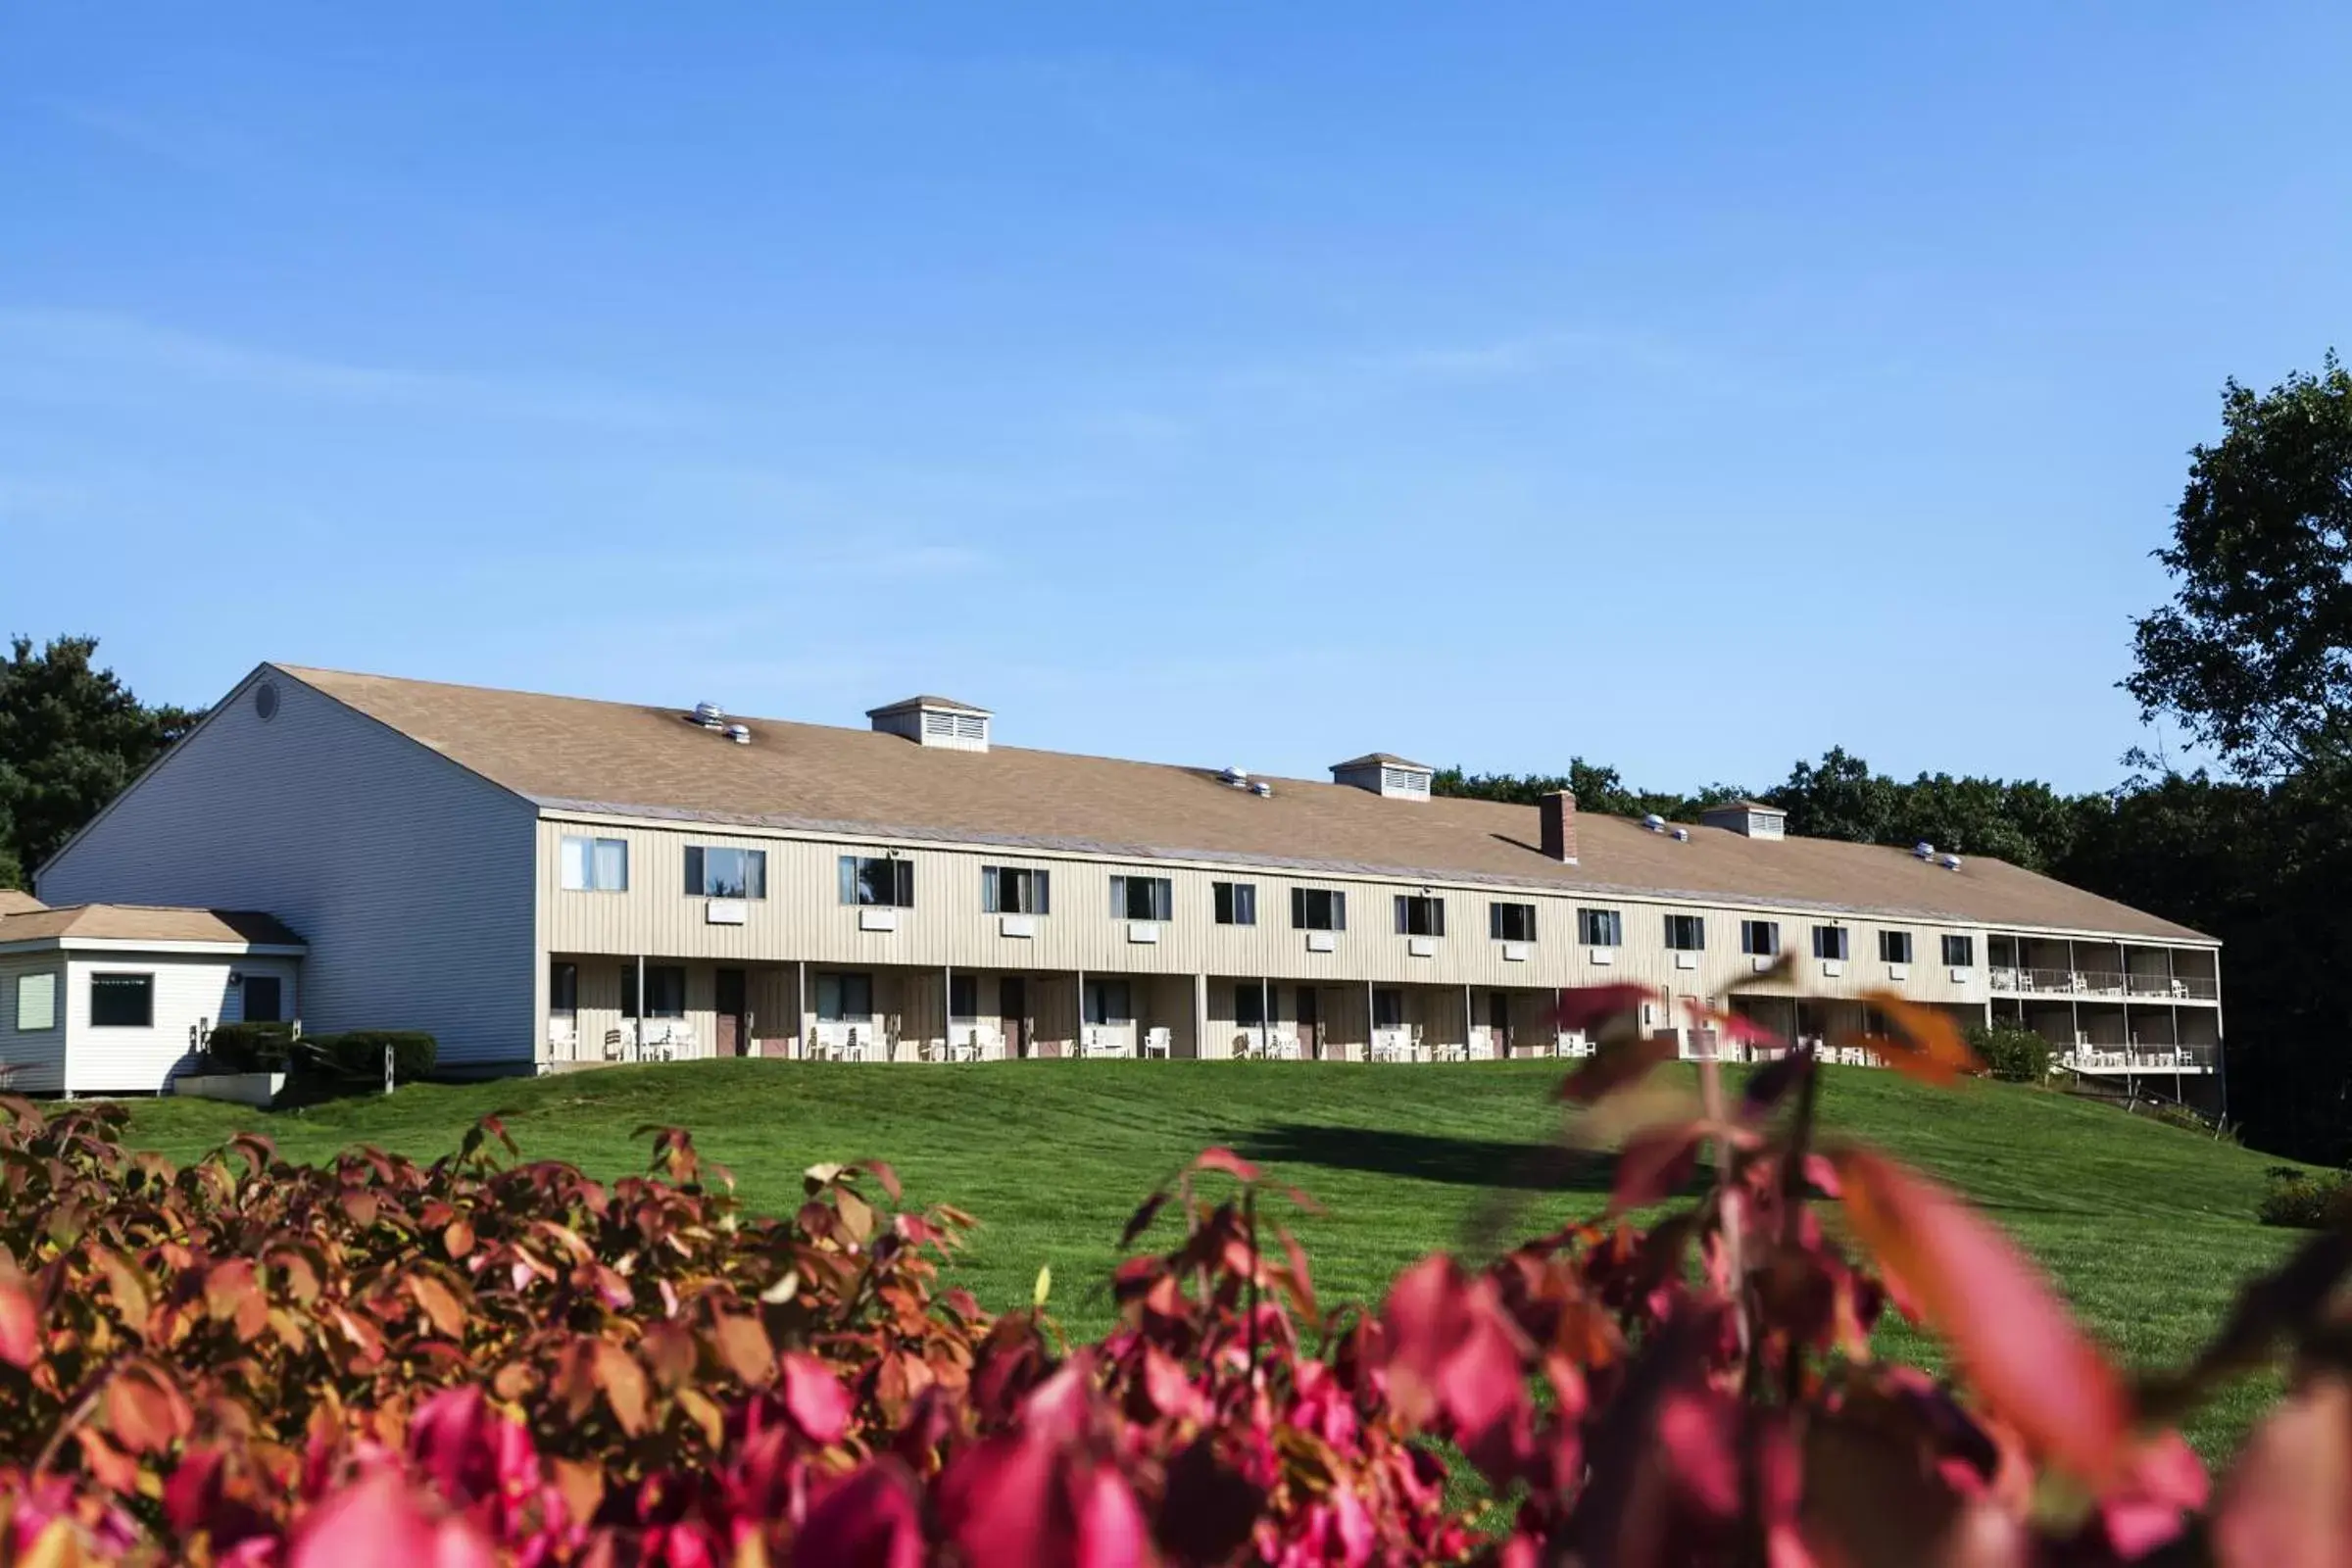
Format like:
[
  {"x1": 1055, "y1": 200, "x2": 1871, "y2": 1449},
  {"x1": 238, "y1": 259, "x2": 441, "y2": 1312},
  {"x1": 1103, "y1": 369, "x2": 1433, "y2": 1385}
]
[
  {"x1": 1939, "y1": 854, "x2": 1963, "y2": 871},
  {"x1": 1642, "y1": 813, "x2": 1668, "y2": 833},
  {"x1": 868, "y1": 695, "x2": 992, "y2": 752},
  {"x1": 692, "y1": 702, "x2": 725, "y2": 728},
  {"x1": 1219, "y1": 766, "x2": 1250, "y2": 787},
  {"x1": 1671, "y1": 826, "x2": 1690, "y2": 842},
  {"x1": 1913, "y1": 841, "x2": 1936, "y2": 859},
  {"x1": 1250, "y1": 781, "x2": 1273, "y2": 798},
  {"x1": 723, "y1": 723, "x2": 752, "y2": 745}
]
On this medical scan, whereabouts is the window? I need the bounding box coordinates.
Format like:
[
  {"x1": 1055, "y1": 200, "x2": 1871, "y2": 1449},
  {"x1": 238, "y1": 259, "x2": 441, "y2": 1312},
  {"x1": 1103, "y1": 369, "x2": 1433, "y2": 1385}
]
[
  {"x1": 1372, "y1": 988, "x2": 1404, "y2": 1029},
  {"x1": 1291, "y1": 887, "x2": 1348, "y2": 932},
  {"x1": 1236, "y1": 983, "x2": 1269, "y2": 1028},
  {"x1": 839, "y1": 855, "x2": 915, "y2": 907},
  {"x1": 685, "y1": 846, "x2": 767, "y2": 899},
  {"x1": 89, "y1": 972, "x2": 153, "y2": 1028},
  {"x1": 13, "y1": 973, "x2": 56, "y2": 1033},
  {"x1": 1740, "y1": 919, "x2": 1781, "y2": 956},
  {"x1": 1664, "y1": 914, "x2": 1706, "y2": 952},
  {"x1": 1110, "y1": 875, "x2": 1173, "y2": 921},
  {"x1": 1812, "y1": 925, "x2": 1849, "y2": 961},
  {"x1": 550, "y1": 961, "x2": 578, "y2": 1017},
  {"x1": 949, "y1": 974, "x2": 979, "y2": 1020},
  {"x1": 1942, "y1": 934, "x2": 1976, "y2": 967},
  {"x1": 560, "y1": 835, "x2": 629, "y2": 892},
  {"x1": 242, "y1": 975, "x2": 283, "y2": 1024},
  {"x1": 1880, "y1": 930, "x2": 1913, "y2": 964},
  {"x1": 1577, "y1": 907, "x2": 1622, "y2": 947},
  {"x1": 1084, "y1": 979, "x2": 1133, "y2": 1025},
  {"x1": 815, "y1": 972, "x2": 873, "y2": 1022},
  {"x1": 1490, "y1": 902, "x2": 1538, "y2": 943},
  {"x1": 982, "y1": 865, "x2": 1052, "y2": 915},
  {"x1": 1395, "y1": 894, "x2": 1446, "y2": 938},
  {"x1": 1213, "y1": 881, "x2": 1257, "y2": 926},
  {"x1": 621, "y1": 964, "x2": 687, "y2": 1019}
]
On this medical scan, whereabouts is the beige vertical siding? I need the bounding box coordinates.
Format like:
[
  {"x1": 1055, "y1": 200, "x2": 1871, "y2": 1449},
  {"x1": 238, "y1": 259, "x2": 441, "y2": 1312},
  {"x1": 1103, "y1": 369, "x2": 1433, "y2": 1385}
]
[{"x1": 529, "y1": 815, "x2": 2203, "y2": 1050}]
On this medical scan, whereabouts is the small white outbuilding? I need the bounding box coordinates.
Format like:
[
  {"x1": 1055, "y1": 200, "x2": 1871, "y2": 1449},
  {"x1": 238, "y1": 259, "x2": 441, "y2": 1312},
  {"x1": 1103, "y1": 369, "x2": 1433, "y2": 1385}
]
[{"x1": 0, "y1": 899, "x2": 306, "y2": 1096}]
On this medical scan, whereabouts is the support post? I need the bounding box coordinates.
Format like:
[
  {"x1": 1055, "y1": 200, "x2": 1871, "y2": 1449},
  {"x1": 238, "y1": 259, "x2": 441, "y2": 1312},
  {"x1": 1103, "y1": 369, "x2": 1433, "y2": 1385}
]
[
  {"x1": 1464, "y1": 982, "x2": 1474, "y2": 1062},
  {"x1": 1260, "y1": 976, "x2": 1270, "y2": 1060},
  {"x1": 1193, "y1": 972, "x2": 1207, "y2": 1061},
  {"x1": 636, "y1": 954, "x2": 647, "y2": 1061},
  {"x1": 795, "y1": 959, "x2": 807, "y2": 1060},
  {"x1": 945, "y1": 963, "x2": 954, "y2": 1063},
  {"x1": 1076, "y1": 966, "x2": 1086, "y2": 1059}
]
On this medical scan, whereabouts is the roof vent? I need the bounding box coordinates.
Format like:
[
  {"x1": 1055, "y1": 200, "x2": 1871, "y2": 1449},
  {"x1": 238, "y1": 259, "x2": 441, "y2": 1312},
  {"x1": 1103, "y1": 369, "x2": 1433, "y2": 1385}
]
[
  {"x1": 1642, "y1": 813, "x2": 1667, "y2": 833},
  {"x1": 1939, "y1": 854, "x2": 1962, "y2": 871},
  {"x1": 868, "y1": 695, "x2": 992, "y2": 753},
  {"x1": 1699, "y1": 800, "x2": 1786, "y2": 840},
  {"x1": 1250, "y1": 781, "x2": 1273, "y2": 799},
  {"x1": 1671, "y1": 826, "x2": 1690, "y2": 842},
  {"x1": 1330, "y1": 754, "x2": 1434, "y2": 801},
  {"x1": 1913, "y1": 841, "x2": 1935, "y2": 860},
  {"x1": 724, "y1": 723, "x2": 752, "y2": 745},
  {"x1": 692, "y1": 702, "x2": 726, "y2": 728},
  {"x1": 1219, "y1": 766, "x2": 1250, "y2": 787}
]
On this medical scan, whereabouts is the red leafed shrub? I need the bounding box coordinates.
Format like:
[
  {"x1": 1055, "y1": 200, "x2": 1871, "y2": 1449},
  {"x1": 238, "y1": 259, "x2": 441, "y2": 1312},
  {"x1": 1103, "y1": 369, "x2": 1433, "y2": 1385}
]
[{"x1": 0, "y1": 980, "x2": 2347, "y2": 1564}]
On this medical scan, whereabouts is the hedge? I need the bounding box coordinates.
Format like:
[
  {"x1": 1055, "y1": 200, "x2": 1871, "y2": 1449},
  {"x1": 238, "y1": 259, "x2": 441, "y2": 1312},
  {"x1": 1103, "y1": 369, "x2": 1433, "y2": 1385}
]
[{"x1": 196, "y1": 1019, "x2": 296, "y2": 1073}]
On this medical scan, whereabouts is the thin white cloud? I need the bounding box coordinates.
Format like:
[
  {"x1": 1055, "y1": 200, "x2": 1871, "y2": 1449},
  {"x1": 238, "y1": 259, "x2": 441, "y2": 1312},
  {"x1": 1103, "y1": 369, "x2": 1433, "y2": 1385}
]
[{"x1": 0, "y1": 309, "x2": 692, "y2": 429}]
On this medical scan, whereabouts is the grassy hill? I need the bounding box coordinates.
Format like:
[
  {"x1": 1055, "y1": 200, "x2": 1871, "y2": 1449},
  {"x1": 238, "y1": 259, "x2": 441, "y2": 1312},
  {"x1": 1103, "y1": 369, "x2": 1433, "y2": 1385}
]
[{"x1": 117, "y1": 1059, "x2": 2300, "y2": 1456}]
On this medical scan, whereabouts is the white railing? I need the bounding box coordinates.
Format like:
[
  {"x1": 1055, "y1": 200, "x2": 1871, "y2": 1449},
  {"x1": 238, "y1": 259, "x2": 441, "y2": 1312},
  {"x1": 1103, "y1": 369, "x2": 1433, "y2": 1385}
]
[{"x1": 1990, "y1": 966, "x2": 2217, "y2": 1001}]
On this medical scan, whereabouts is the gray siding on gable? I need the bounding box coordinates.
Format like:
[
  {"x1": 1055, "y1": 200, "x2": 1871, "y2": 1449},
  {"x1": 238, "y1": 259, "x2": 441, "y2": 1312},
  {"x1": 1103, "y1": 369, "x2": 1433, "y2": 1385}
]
[{"x1": 38, "y1": 670, "x2": 537, "y2": 1069}]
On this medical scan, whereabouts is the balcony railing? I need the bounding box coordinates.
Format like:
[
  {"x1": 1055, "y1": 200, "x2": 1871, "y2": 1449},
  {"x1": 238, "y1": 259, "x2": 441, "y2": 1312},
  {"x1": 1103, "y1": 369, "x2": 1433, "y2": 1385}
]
[
  {"x1": 1988, "y1": 966, "x2": 2218, "y2": 1002},
  {"x1": 2060, "y1": 1042, "x2": 2218, "y2": 1075}
]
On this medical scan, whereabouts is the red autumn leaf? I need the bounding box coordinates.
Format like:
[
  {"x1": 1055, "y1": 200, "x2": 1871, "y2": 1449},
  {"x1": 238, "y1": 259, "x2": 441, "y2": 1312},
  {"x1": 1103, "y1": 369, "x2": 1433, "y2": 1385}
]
[
  {"x1": 101, "y1": 1361, "x2": 191, "y2": 1453},
  {"x1": 442, "y1": 1218, "x2": 475, "y2": 1259},
  {"x1": 1142, "y1": 1344, "x2": 1208, "y2": 1424},
  {"x1": 590, "y1": 1339, "x2": 651, "y2": 1436},
  {"x1": 406, "y1": 1274, "x2": 467, "y2": 1339},
  {"x1": 2100, "y1": 1430, "x2": 2209, "y2": 1559},
  {"x1": 710, "y1": 1310, "x2": 776, "y2": 1387},
  {"x1": 1070, "y1": 1462, "x2": 1152, "y2": 1568},
  {"x1": 1558, "y1": 1033, "x2": 1676, "y2": 1105},
  {"x1": 2214, "y1": 1376, "x2": 2352, "y2": 1568},
  {"x1": 1118, "y1": 1191, "x2": 1171, "y2": 1250},
  {"x1": 0, "y1": 1272, "x2": 38, "y2": 1368},
  {"x1": 938, "y1": 1432, "x2": 1058, "y2": 1568},
  {"x1": 1556, "y1": 983, "x2": 1658, "y2": 1036},
  {"x1": 782, "y1": 1352, "x2": 855, "y2": 1445},
  {"x1": 1832, "y1": 1146, "x2": 2130, "y2": 1486},
  {"x1": 858, "y1": 1159, "x2": 905, "y2": 1201},
  {"x1": 1611, "y1": 1124, "x2": 1702, "y2": 1214},
  {"x1": 1856, "y1": 990, "x2": 1984, "y2": 1087},
  {"x1": 289, "y1": 1470, "x2": 497, "y2": 1568},
  {"x1": 1379, "y1": 1255, "x2": 1529, "y2": 1467},
  {"x1": 797, "y1": 1460, "x2": 927, "y2": 1568},
  {"x1": 1191, "y1": 1147, "x2": 1262, "y2": 1183}
]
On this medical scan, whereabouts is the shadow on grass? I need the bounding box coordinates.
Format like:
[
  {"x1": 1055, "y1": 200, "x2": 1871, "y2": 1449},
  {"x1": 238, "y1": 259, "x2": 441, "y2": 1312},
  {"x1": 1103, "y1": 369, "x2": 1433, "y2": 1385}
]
[{"x1": 1229, "y1": 1123, "x2": 1623, "y2": 1192}]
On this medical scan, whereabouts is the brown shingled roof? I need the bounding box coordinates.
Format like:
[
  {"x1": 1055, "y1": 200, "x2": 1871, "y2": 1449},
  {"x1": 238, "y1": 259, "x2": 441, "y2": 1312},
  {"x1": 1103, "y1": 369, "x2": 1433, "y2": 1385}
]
[
  {"x1": 274, "y1": 665, "x2": 2209, "y2": 943},
  {"x1": 1332, "y1": 753, "x2": 1433, "y2": 771},
  {"x1": 0, "y1": 891, "x2": 42, "y2": 916},
  {"x1": 0, "y1": 905, "x2": 306, "y2": 948}
]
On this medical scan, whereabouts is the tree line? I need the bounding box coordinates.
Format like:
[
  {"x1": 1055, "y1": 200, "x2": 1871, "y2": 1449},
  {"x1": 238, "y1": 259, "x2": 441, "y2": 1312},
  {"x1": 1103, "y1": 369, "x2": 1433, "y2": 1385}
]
[
  {"x1": 1439, "y1": 357, "x2": 2352, "y2": 1163},
  {"x1": 6, "y1": 360, "x2": 2350, "y2": 1158}
]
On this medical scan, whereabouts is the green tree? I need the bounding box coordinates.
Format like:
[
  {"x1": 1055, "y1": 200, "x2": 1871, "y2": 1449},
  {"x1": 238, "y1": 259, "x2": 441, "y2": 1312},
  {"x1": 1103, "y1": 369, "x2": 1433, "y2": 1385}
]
[
  {"x1": 0, "y1": 636, "x2": 199, "y2": 888},
  {"x1": 2127, "y1": 354, "x2": 2352, "y2": 776},
  {"x1": 1763, "y1": 747, "x2": 1903, "y2": 845},
  {"x1": 1430, "y1": 760, "x2": 1744, "y2": 823}
]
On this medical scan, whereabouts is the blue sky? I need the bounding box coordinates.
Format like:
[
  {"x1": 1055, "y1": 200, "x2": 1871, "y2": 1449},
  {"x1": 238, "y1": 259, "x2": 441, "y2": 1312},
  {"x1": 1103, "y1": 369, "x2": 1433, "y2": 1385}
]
[{"x1": 3, "y1": 4, "x2": 2345, "y2": 794}]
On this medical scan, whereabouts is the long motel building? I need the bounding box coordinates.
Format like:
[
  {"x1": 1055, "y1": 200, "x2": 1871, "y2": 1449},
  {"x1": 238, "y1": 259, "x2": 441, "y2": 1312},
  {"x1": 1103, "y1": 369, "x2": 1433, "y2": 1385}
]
[{"x1": 14, "y1": 665, "x2": 2223, "y2": 1097}]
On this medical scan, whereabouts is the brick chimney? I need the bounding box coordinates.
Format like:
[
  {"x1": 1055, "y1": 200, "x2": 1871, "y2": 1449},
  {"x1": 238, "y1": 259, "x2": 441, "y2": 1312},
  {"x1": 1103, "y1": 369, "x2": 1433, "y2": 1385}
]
[{"x1": 1540, "y1": 790, "x2": 1579, "y2": 863}]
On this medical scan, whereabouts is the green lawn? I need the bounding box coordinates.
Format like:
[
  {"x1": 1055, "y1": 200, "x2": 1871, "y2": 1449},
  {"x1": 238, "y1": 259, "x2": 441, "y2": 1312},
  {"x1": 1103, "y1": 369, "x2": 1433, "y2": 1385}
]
[{"x1": 114, "y1": 1059, "x2": 2299, "y2": 1459}]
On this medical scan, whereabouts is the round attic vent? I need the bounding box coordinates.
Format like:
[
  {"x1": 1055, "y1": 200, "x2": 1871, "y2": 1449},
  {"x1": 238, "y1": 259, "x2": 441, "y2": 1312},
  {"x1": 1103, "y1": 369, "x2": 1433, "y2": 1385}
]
[{"x1": 254, "y1": 680, "x2": 280, "y2": 722}]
